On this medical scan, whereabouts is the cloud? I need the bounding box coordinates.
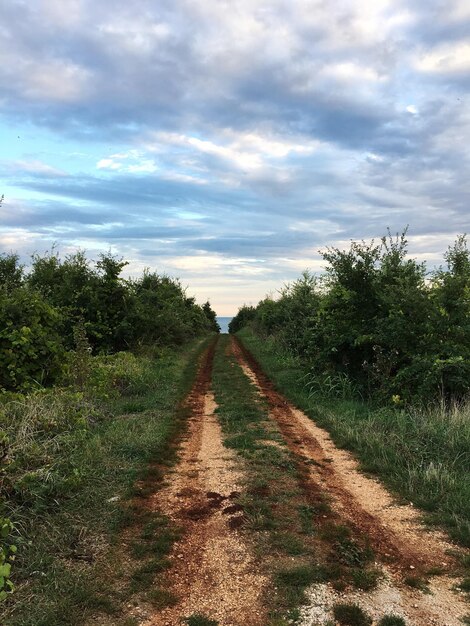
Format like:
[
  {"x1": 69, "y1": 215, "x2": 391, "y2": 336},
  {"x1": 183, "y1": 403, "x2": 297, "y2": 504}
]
[
  {"x1": 1, "y1": 0, "x2": 469, "y2": 313},
  {"x1": 1, "y1": 159, "x2": 68, "y2": 177}
]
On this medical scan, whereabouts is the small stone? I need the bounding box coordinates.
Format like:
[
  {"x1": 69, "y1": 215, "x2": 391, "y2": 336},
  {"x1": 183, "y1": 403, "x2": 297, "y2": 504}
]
[{"x1": 409, "y1": 565, "x2": 415, "y2": 569}]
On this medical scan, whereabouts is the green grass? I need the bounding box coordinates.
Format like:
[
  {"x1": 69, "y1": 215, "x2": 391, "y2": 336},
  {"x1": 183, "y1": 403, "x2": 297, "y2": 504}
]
[
  {"x1": 237, "y1": 327, "x2": 470, "y2": 547},
  {"x1": 184, "y1": 614, "x2": 219, "y2": 626},
  {"x1": 1, "y1": 336, "x2": 213, "y2": 626},
  {"x1": 404, "y1": 575, "x2": 430, "y2": 591},
  {"x1": 377, "y1": 616, "x2": 407, "y2": 626},
  {"x1": 333, "y1": 603, "x2": 372, "y2": 626},
  {"x1": 350, "y1": 567, "x2": 382, "y2": 590}
]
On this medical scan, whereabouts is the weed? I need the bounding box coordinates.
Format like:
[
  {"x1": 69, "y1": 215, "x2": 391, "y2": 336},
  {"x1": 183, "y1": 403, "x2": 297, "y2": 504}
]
[
  {"x1": 267, "y1": 618, "x2": 291, "y2": 626},
  {"x1": 184, "y1": 614, "x2": 219, "y2": 626},
  {"x1": 351, "y1": 567, "x2": 381, "y2": 590},
  {"x1": 298, "y1": 504, "x2": 317, "y2": 534},
  {"x1": 461, "y1": 554, "x2": 470, "y2": 570},
  {"x1": 272, "y1": 532, "x2": 306, "y2": 556},
  {"x1": 130, "y1": 558, "x2": 171, "y2": 591},
  {"x1": 276, "y1": 563, "x2": 325, "y2": 587},
  {"x1": 404, "y1": 575, "x2": 429, "y2": 591},
  {"x1": 320, "y1": 523, "x2": 351, "y2": 543},
  {"x1": 146, "y1": 587, "x2": 178, "y2": 608},
  {"x1": 377, "y1": 616, "x2": 406, "y2": 626},
  {"x1": 333, "y1": 602, "x2": 372, "y2": 626},
  {"x1": 334, "y1": 537, "x2": 372, "y2": 567}
]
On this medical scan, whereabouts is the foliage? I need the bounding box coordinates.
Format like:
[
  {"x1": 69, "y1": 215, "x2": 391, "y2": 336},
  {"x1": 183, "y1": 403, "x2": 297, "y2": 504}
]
[
  {"x1": 0, "y1": 517, "x2": 16, "y2": 602},
  {"x1": 230, "y1": 231, "x2": 470, "y2": 404},
  {"x1": 0, "y1": 254, "x2": 24, "y2": 292},
  {"x1": 0, "y1": 338, "x2": 209, "y2": 622},
  {"x1": 125, "y1": 272, "x2": 217, "y2": 348},
  {"x1": 0, "y1": 249, "x2": 218, "y2": 391},
  {"x1": 202, "y1": 301, "x2": 221, "y2": 332},
  {"x1": 184, "y1": 615, "x2": 219, "y2": 626},
  {"x1": 228, "y1": 305, "x2": 256, "y2": 333},
  {"x1": 0, "y1": 287, "x2": 65, "y2": 390},
  {"x1": 377, "y1": 616, "x2": 406, "y2": 626},
  {"x1": 332, "y1": 603, "x2": 372, "y2": 626}
]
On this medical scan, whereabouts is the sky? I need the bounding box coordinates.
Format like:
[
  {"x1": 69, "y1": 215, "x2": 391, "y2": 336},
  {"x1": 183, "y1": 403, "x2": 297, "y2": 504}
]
[{"x1": 1, "y1": 0, "x2": 469, "y2": 315}]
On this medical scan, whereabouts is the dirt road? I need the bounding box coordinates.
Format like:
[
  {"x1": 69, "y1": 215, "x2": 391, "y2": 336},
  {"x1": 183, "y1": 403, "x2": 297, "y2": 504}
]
[
  {"x1": 143, "y1": 340, "x2": 266, "y2": 626},
  {"x1": 232, "y1": 337, "x2": 469, "y2": 626},
  {"x1": 136, "y1": 336, "x2": 468, "y2": 626}
]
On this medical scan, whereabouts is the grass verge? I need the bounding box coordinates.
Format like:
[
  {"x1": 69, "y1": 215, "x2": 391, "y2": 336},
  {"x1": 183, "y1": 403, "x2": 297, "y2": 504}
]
[
  {"x1": 237, "y1": 327, "x2": 470, "y2": 548},
  {"x1": 1, "y1": 336, "x2": 214, "y2": 626}
]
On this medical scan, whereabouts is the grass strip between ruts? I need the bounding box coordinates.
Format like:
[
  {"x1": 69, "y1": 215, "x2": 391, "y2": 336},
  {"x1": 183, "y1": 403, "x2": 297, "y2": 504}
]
[{"x1": 211, "y1": 335, "x2": 382, "y2": 625}]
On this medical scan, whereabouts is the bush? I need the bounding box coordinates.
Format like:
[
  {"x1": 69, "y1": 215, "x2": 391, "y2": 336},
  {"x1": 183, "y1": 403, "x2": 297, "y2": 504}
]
[
  {"x1": 231, "y1": 231, "x2": 470, "y2": 404},
  {"x1": 0, "y1": 249, "x2": 218, "y2": 391},
  {"x1": 0, "y1": 288, "x2": 65, "y2": 391},
  {"x1": 333, "y1": 603, "x2": 372, "y2": 626}
]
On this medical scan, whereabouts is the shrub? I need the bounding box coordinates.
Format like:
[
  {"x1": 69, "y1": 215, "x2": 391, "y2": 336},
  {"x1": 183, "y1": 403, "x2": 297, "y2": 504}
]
[
  {"x1": 377, "y1": 616, "x2": 406, "y2": 626},
  {"x1": 231, "y1": 231, "x2": 470, "y2": 404},
  {"x1": 333, "y1": 603, "x2": 372, "y2": 626},
  {"x1": 0, "y1": 287, "x2": 64, "y2": 390},
  {"x1": 0, "y1": 517, "x2": 16, "y2": 602}
]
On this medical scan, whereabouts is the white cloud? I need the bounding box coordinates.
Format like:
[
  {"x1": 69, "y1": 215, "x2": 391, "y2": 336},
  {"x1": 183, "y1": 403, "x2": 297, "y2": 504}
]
[
  {"x1": 1, "y1": 0, "x2": 470, "y2": 315},
  {"x1": 6, "y1": 160, "x2": 68, "y2": 176},
  {"x1": 416, "y1": 42, "x2": 470, "y2": 75}
]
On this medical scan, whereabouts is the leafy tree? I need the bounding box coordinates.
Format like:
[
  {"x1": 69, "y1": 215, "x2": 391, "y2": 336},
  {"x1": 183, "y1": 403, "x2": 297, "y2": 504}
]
[
  {"x1": 0, "y1": 287, "x2": 64, "y2": 390},
  {"x1": 232, "y1": 230, "x2": 470, "y2": 403},
  {"x1": 0, "y1": 254, "x2": 24, "y2": 292},
  {"x1": 202, "y1": 301, "x2": 220, "y2": 332},
  {"x1": 229, "y1": 305, "x2": 256, "y2": 333},
  {"x1": 0, "y1": 246, "x2": 216, "y2": 390}
]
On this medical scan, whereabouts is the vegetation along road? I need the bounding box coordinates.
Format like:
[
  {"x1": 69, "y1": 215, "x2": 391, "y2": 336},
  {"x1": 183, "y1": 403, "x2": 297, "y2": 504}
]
[
  {"x1": 115, "y1": 334, "x2": 469, "y2": 626},
  {"x1": 1, "y1": 235, "x2": 469, "y2": 625},
  {"x1": 2, "y1": 332, "x2": 470, "y2": 625}
]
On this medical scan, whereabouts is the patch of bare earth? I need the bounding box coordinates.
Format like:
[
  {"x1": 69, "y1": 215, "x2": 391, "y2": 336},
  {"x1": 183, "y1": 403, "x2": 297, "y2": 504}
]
[
  {"x1": 232, "y1": 337, "x2": 469, "y2": 626},
  {"x1": 142, "y1": 342, "x2": 267, "y2": 626}
]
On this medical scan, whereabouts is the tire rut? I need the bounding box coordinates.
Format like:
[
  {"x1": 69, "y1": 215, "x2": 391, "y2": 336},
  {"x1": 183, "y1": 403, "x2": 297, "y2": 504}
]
[
  {"x1": 143, "y1": 339, "x2": 267, "y2": 626},
  {"x1": 231, "y1": 336, "x2": 469, "y2": 626}
]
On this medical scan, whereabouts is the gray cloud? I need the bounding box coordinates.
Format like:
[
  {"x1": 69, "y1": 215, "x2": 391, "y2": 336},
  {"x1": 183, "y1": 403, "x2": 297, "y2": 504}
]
[{"x1": 1, "y1": 0, "x2": 469, "y2": 313}]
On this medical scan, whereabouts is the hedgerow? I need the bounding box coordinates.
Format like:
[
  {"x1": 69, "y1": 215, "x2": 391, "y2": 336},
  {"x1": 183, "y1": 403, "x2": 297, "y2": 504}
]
[
  {"x1": 0, "y1": 250, "x2": 219, "y2": 392},
  {"x1": 230, "y1": 231, "x2": 470, "y2": 404}
]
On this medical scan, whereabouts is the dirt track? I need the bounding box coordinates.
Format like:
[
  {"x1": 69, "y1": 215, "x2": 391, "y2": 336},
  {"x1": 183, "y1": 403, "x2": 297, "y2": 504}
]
[
  {"x1": 134, "y1": 336, "x2": 469, "y2": 626},
  {"x1": 232, "y1": 336, "x2": 469, "y2": 626},
  {"x1": 143, "y1": 340, "x2": 266, "y2": 626}
]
